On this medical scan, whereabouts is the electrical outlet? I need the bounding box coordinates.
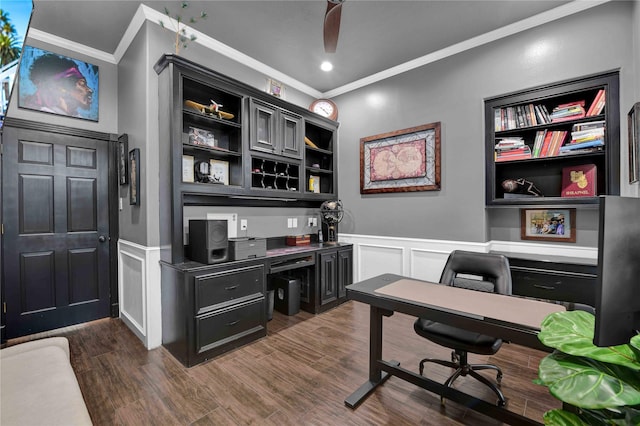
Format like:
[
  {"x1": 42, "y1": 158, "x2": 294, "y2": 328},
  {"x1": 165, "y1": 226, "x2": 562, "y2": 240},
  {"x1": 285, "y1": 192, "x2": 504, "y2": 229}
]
[
  {"x1": 240, "y1": 219, "x2": 247, "y2": 231},
  {"x1": 308, "y1": 217, "x2": 314, "y2": 227}
]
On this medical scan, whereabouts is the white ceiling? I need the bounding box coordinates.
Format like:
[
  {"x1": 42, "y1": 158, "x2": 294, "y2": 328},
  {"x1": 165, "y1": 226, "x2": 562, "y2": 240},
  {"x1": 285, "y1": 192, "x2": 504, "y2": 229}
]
[{"x1": 29, "y1": 0, "x2": 600, "y2": 96}]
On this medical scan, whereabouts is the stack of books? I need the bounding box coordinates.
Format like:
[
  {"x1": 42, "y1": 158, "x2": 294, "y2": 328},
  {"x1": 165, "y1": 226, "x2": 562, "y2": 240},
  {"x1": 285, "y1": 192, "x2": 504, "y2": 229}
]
[
  {"x1": 550, "y1": 101, "x2": 586, "y2": 123},
  {"x1": 559, "y1": 121, "x2": 605, "y2": 154},
  {"x1": 495, "y1": 137, "x2": 532, "y2": 162}
]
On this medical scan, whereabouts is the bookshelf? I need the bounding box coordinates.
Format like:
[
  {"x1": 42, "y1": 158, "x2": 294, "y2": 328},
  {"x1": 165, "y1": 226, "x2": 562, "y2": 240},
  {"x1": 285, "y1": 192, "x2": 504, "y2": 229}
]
[{"x1": 485, "y1": 72, "x2": 619, "y2": 206}]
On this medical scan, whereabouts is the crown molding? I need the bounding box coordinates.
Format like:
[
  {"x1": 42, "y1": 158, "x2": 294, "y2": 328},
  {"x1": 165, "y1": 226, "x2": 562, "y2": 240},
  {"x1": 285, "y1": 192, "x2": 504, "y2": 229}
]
[
  {"x1": 27, "y1": 0, "x2": 610, "y2": 99},
  {"x1": 26, "y1": 28, "x2": 116, "y2": 64},
  {"x1": 322, "y1": 0, "x2": 611, "y2": 98}
]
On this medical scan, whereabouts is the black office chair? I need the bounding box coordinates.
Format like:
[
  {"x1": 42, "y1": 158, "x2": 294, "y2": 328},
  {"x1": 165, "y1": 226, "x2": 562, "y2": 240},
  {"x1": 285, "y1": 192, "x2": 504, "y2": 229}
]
[{"x1": 413, "y1": 250, "x2": 512, "y2": 406}]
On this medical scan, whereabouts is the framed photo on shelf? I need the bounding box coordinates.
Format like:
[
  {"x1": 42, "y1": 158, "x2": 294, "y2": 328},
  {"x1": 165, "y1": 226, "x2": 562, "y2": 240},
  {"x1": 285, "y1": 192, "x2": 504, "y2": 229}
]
[
  {"x1": 209, "y1": 159, "x2": 229, "y2": 185},
  {"x1": 188, "y1": 126, "x2": 217, "y2": 148},
  {"x1": 520, "y1": 208, "x2": 576, "y2": 243},
  {"x1": 129, "y1": 148, "x2": 140, "y2": 205},
  {"x1": 118, "y1": 135, "x2": 128, "y2": 185},
  {"x1": 266, "y1": 78, "x2": 284, "y2": 98},
  {"x1": 182, "y1": 155, "x2": 195, "y2": 183},
  {"x1": 360, "y1": 122, "x2": 441, "y2": 194},
  {"x1": 628, "y1": 102, "x2": 640, "y2": 183}
]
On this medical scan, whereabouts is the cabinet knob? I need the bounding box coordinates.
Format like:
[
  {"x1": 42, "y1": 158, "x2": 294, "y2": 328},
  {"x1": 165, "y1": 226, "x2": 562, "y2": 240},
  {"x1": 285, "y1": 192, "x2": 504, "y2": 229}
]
[{"x1": 98, "y1": 235, "x2": 107, "y2": 243}]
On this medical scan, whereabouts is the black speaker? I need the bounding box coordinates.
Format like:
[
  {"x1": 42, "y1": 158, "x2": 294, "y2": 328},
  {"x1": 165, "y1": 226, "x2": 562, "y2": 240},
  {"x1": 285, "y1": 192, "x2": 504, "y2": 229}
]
[{"x1": 188, "y1": 219, "x2": 229, "y2": 264}]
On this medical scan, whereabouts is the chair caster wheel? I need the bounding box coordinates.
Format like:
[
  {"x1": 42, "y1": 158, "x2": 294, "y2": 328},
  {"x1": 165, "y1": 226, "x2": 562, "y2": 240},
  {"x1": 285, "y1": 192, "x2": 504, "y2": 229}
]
[
  {"x1": 497, "y1": 398, "x2": 506, "y2": 407},
  {"x1": 496, "y1": 373, "x2": 503, "y2": 385}
]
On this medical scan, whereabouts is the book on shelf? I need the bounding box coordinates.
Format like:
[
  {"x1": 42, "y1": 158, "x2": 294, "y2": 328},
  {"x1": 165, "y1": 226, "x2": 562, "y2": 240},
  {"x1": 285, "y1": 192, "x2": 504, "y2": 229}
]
[
  {"x1": 559, "y1": 139, "x2": 605, "y2": 152},
  {"x1": 495, "y1": 145, "x2": 532, "y2": 162},
  {"x1": 557, "y1": 146, "x2": 603, "y2": 155},
  {"x1": 561, "y1": 164, "x2": 597, "y2": 197},
  {"x1": 550, "y1": 100, "x2": 586, "y2": 123},
  {"x1": 495, "y1": 137, "x2": 525, "y2": 150},
  {"x1": 495, "y1": 103, "x2": 550, "y2": 131},
  {"x1": 586, "y1": 89, "x2": 606, "y2": 116}
]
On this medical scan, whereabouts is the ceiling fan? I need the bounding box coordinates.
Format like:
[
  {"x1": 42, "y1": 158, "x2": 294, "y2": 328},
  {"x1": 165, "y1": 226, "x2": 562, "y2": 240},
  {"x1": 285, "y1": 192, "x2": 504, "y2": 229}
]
[{"x1": 324, "y1": 0, "x2": 345, "y2": 53}]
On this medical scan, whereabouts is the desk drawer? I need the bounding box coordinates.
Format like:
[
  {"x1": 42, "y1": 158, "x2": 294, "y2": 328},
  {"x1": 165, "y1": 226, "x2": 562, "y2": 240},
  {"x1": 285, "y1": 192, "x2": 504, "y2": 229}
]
[
  {"x1": 195, "y1": 265, "x2": 264, "y2": 314},
  {"x1": 195, "y1": 298, "x2": 265, "y2": 354},
  {"x1": 511, "y1": 267, "x2": 596, "y2": 305}
]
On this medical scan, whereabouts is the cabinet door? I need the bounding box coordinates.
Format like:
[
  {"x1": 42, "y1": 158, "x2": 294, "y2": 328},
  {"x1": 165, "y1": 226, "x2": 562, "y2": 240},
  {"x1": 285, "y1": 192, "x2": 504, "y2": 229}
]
[
  {"x1": 337, "y1": 248, "x2": 353, "y2": 299},
  {"x1": 318, "y1": 251, "x2": 338, "y2": 305},
  {"x1": 280, "y1": 110, "x2": 303, "y2": 159},
  {"x1": 250, "y1": 98, "x2": 277, "y2": 154}
]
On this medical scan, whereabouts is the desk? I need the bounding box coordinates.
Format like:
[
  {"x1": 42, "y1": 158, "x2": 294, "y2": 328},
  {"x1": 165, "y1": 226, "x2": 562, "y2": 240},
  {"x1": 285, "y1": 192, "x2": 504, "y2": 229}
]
[{"x1": 344, "y1": 273, "x2": 565, "y2": 425}]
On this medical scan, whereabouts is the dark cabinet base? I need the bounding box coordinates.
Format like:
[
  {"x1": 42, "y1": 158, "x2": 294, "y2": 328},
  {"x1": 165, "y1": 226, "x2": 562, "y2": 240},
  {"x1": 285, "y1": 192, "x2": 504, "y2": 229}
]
[{"x1": 494, "y1": 252, "x2": 597, "y2": 306}]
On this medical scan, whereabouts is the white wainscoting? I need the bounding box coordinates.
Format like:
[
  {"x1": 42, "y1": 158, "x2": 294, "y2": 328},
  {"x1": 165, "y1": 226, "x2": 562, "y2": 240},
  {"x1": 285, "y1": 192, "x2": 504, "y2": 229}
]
[
  {"x1": 118, "y1": 239, "x2": 162, "y2": 349},
  {"x1": 338, "y1": 233, "x2": 597, "y2": 283}
]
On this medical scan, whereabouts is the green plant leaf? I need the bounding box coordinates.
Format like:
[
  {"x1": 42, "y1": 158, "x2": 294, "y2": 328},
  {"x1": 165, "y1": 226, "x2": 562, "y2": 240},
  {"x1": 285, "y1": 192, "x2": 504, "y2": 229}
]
[
  {"x1": 631, "y1": 334, "x2": 640, "y2": 352},
  {"x1": 543, "y1": 409, "x2": 585, "y2": 426},
  {"x1": 538, "y1": 352, "x2": 640, "y2": 409},
  {"x1": 538, "y1": 311, "x2": 640, "y2": 370}
]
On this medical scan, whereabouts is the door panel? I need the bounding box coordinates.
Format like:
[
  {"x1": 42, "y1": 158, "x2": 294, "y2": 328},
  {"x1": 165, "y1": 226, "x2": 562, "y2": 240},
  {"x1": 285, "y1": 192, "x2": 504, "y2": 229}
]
[{"x1": 3, "y1": 126, "x2": 111, "y2": 338}]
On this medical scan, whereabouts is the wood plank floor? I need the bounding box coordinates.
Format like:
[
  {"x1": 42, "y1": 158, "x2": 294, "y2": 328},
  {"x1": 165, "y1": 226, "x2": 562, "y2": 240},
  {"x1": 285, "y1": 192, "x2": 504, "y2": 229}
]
[{"x1": 6, "y1": 300, "x2": 560, "y2": 425}]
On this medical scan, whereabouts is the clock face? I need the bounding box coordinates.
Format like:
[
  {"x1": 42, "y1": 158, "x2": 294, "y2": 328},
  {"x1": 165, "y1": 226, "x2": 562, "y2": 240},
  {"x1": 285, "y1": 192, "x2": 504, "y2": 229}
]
[{"x1": 310, "y1": 99, "x2": 338, "y2": 120}]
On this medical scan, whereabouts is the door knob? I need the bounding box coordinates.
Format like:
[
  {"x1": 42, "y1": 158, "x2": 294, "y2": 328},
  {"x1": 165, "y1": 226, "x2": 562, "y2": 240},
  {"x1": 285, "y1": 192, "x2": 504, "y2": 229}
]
[{"x1": 98, "y1": 235, "x2": 107, "y2": 243}]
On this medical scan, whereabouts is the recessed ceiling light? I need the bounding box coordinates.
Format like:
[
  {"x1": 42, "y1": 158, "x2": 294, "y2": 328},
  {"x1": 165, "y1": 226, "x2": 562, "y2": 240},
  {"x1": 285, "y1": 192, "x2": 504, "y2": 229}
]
[{"x1": 320, "y1": 61, "x2": 333, "y2": 72}]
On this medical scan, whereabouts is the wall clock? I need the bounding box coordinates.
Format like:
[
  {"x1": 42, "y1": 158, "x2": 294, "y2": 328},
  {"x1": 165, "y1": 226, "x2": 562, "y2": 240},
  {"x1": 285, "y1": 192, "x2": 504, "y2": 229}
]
[{"x1": 309, "y1": 99, "x2": 338, "y2": 121}]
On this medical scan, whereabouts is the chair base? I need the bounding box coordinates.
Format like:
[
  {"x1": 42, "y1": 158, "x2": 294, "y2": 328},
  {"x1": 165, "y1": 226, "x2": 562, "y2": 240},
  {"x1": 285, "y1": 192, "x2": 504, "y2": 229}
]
[{"x1": 419, "y1": 350, "x2": 506, "y2": 407}]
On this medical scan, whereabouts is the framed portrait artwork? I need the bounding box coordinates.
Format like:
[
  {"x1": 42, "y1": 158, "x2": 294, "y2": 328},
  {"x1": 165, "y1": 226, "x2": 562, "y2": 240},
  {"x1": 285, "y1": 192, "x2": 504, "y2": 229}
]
[
  {"x1": 18, "y1": 46, "x2": 99, "y2": 121},
  {"x1": 628, "y1": 102, "x2": 640, "y2": 183},
  {"x1": 129, "y1": 149, "x2": 140, "y2": 206},
  {"x1": 118, "y1": 134, "x2": 128, "y2": 185},
  {"x1": 360, "y1": 122, "x2": 441, "y2": 194},
  {"x1": 520, "y1": 208, "x2": 576, "y2": 243}
]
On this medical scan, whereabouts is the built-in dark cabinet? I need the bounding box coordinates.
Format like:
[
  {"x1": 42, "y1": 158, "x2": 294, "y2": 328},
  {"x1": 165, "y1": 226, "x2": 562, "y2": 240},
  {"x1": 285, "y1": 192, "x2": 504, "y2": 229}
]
[
  {"x1": 316, "y1": 245, "x2": 353, "y2": 312},
  {"x1": 155, "y1": 55, "x2": 339, "y2": 265},
  {"x1": 494, "y1": 252, "x2": 597, "y2": 306},
  {"x1": 485, "y1": 72, "x2": 619, "y2": 206},
  {"x1": 249, "y1": 98, "x2": 303, "y2": 159},
  {"x1": 160, "y1": 260, "x2": 267, "y2": 367}
]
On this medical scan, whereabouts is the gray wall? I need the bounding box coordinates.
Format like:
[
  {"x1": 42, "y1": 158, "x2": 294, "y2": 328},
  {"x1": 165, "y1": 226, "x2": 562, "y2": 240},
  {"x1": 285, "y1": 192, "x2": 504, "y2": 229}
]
[{"x1": 335, "y1": 1, "x2": 636, "y2": 245}]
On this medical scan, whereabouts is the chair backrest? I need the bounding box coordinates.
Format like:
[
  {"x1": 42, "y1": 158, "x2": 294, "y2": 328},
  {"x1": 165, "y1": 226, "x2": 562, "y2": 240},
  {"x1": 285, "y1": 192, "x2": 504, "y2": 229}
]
[{"x1": 439, "y1": 250, "x2": 512, "y2": 296}]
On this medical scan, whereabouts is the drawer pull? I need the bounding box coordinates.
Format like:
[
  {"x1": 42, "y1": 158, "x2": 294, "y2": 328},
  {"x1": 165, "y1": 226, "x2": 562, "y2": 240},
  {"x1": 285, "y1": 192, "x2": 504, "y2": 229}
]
[
  {"x1": 533, "y1": 284, "x2": 556, "y2": 290},
  {"x1": 226, "y1": 320, "x2": 240, "y2": 327},
  {"x1": 224, "y1": 285, "x2": 239, "y2": 291}
]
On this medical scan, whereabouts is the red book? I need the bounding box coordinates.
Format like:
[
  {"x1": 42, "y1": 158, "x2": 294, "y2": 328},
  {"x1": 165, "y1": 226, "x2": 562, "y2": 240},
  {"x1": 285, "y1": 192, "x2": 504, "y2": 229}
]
[
  {"x1": 561, "y1": 164, "x2": 597, "y2": 197},
  {"x1": 586, "y1": 89, "x2": 604, "y2": 116},
  {"x1": 540, "y1": 131, "x2": 554, "y2": 157}
]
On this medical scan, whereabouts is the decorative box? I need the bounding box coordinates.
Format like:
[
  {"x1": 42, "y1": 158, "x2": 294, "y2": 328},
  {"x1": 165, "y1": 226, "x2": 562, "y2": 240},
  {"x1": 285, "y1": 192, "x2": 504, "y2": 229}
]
[{"x1": 286, "y1": 234, "x2": 311, "y2": 246}]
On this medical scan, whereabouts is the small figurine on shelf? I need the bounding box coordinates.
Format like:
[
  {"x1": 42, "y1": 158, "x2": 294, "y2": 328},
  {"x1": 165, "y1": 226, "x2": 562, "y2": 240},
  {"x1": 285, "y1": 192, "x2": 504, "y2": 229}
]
[{"x1": 501, "y1": 178, "x2": 543, "y2": 197}]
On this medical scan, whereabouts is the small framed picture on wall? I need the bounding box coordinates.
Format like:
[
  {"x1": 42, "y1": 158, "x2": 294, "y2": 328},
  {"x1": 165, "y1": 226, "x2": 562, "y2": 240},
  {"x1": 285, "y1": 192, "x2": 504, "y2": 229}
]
[{"x1": 129, "y1": 148, "x2": 140, "y2": 205}]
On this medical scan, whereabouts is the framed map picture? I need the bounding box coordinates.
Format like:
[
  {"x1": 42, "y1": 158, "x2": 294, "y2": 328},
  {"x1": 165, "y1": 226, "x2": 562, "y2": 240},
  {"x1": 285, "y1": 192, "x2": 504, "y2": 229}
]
[{"x1": 360, "y1": 122, "x2": 441, "y2": 194}]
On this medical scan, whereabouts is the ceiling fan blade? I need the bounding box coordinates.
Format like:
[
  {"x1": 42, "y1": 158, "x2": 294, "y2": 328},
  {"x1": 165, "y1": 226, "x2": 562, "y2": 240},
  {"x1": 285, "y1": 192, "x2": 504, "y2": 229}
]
[{"x1": 323, "y1": 1, "x2": 342, "y2": 53}]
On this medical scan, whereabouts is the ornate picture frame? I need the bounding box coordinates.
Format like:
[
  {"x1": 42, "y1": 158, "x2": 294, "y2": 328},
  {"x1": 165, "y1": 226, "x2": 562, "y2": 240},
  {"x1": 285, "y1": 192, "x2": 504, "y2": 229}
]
[
  {"x1": 360, "y1": 122, "x2": 441, "y2": 194},
  {"x1": 520, "y1": 208, "x2": 576, "y2": 243},
  {"x1": 118, "y1": 135, "x2": 128, "y2": 185},
  {"x1": 129, "y1": 148, "x2": 140, "y2": 205},
  {"x1": 628, "y1": 102, "x2": 640, "y2": 183}
]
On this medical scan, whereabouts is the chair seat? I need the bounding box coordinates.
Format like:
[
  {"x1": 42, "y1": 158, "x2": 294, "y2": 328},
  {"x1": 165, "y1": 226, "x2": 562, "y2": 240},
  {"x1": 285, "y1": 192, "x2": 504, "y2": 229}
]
[{"x1": 414, "y1": 318, "x2": 502, "y2": 355}]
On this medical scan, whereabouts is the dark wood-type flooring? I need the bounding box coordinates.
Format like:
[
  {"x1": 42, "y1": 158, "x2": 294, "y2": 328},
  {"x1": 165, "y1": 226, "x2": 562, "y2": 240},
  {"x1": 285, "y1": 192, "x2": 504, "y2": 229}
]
[{"x1": 7, "y1": 300, "x2": 560, "y2": 425}]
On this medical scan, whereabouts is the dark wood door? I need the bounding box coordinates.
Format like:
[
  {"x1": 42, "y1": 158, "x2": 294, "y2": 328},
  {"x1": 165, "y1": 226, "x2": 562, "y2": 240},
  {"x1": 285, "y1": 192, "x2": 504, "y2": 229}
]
[{"x1": 2, "y1": 126, "x2": 111, "y2": 338}]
